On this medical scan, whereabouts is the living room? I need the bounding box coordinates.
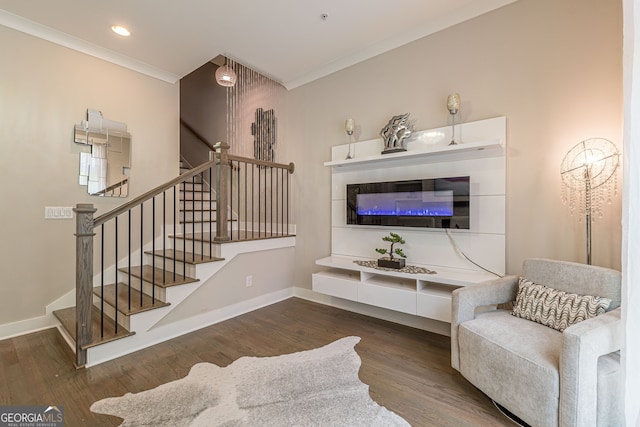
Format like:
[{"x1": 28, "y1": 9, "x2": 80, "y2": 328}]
[{"x1": 0, "y1": 0, "x2": 638, "y2": 425}]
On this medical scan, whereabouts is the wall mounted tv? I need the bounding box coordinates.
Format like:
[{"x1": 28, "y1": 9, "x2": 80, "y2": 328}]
[{"x1": 346, "y1": 176, "x2": 470, "y2": 229}]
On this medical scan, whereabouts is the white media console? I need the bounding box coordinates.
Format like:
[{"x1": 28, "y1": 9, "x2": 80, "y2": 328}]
[
  {"x1": 312, "y1": 117, "x2": 507, "y2": 324},
  {"x1": 313, "y1": 255, "x2": 498, "y2": 322}
]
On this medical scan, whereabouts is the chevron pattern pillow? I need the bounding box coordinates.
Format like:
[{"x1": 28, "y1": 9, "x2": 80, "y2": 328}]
[{"x1": 511, "y1": 277, "x2": 611, "y2": 332}]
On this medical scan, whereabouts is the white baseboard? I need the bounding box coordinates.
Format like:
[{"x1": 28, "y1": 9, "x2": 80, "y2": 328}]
[
  {"x1": 293, "y1": 287, "x2": 451, "y2": 337},
  {"x1": 86, "y1": 287, "x2": 295, "y2": 367},
  {"x1": 0, "y1": 288, "x2": 77, "y2": 340},
  {"x1": 45, "y1": 288, "x2": 75, "y2": 315},
  {"x1": 0, "y1": 315, "x2": 55, "y2": 340}
]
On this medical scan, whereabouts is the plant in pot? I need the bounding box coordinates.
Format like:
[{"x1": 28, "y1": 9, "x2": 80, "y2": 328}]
[{"x1": 375, "y1": 232, "x2": 407, "y2": 269}]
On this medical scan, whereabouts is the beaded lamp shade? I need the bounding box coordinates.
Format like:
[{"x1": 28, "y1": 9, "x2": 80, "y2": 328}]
[{"x1": 560, "y1": 138, "x2": 620, "y2": 264}]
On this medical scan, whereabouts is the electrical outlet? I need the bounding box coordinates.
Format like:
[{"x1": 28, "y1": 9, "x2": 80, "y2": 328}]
[
  {"x1": 245, "y1": 275, "x2": 253, "y2": 287},
  {"x1": 45, "y1": 206, "x2": 74, "y2": 219}
]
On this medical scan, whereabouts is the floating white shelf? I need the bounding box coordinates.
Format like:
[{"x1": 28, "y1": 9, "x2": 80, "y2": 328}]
[
  {"x1": 324, "y1": 139, "x2": 503, "y2": 168},
  {"x1": 312, "y1": 256, "x2": 500, "y2": 322},
  {"x1": 315, "y1": 255, "x2": 497, "y2": 287}
]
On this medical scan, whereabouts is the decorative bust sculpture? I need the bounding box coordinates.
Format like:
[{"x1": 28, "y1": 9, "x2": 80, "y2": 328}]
[{"x1": 380, "y1": 113, "x2": 413, "y2": 154}]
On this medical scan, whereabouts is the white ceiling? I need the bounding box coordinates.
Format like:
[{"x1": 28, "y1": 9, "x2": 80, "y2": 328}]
[{"x1": 0, "y1": 0, "x2": 517, "y2": 89}]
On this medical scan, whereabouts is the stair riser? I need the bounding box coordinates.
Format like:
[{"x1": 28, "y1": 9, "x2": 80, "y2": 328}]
[
  {"x1": 92, "y1": 295, "x2": 130, "y2": 330},
  {"x1": 144, "y1": 254, "x2": 197, "y2": 277},
  {"x1": 119, "y1": 275, "x2": 168, "y2": 301},
  {"x1": 176, "y1": 237, "x2": 218, "y2": 256},
  {"x1": 171, "y1": 239, "x2": 220, "y2": 257},
  {"x1": 180, "y1": 210, "x2": 215, "y2": 222},
  {"x1": 180, "y1": 200, "x2": 217, "y2": 210},
  {"x1": 178, "y1": 222, "x2": 226, "y2": 234},
  {"x1": 180, "y1": 191, "x2": 213, "y2": 201},
  {"x1": 180, "y1": 182, "x2": 205, "y2": 192}
]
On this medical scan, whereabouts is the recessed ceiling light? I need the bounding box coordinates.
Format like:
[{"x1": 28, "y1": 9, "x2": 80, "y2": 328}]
[{"x1": 111, "y1": 25, "x2": 131, "y2": 37}]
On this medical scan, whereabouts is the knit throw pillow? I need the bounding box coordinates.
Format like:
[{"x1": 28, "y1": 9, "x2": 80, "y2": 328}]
[{"x1": 511, "y1": 277, "x2": 611, "y2": 332}]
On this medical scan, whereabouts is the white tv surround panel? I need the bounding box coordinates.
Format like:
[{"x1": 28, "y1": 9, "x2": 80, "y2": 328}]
[{"x1": 312, "y1": 117, "x2": 506, "y2": 324}]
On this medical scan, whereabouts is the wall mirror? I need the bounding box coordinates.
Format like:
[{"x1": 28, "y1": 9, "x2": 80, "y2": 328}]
[{"x1": 75, "y1": 109, "x2": 131, "y2": 197}]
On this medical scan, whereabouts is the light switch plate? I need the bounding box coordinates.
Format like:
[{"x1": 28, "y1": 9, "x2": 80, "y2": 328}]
[{"x1": 45, "y1": 207, "x2": 74, "y2": 219}]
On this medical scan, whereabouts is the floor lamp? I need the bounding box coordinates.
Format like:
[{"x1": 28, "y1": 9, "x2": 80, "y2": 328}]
[{"x1": 560, "y1": 138, "x2": 620, "y2": 265}]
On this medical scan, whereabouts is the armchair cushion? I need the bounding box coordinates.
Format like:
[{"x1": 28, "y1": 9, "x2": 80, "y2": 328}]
[
  {"x1": 459, "y1": 310, "x2": 562, "y2": 426},
  {"x1": 512, "y1": 277, "x2": 611, "y2": 332}
]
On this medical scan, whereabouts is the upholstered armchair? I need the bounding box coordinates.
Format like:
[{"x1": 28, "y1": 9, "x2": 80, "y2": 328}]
[{"x1": 451, "y1": 258, "x2": 622, "y2": 427}]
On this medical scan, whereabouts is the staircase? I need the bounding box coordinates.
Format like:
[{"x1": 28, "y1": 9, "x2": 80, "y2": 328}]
[
  {"x1": 54, "y1": 146, "x2": 295, "y2": 367},
  {"x1": 53, "y1": 166, "x2": 225, "y2": 364}
]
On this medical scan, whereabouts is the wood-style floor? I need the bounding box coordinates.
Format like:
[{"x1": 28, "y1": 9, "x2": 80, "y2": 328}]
[{"x1": 0, "y1": 298, "x2": 512, "y2": 426}]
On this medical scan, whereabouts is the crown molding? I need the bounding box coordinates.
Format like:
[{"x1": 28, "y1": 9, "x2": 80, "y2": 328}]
[{"x1": 0, "y1": 9, "x2": 180, "y2": 84}]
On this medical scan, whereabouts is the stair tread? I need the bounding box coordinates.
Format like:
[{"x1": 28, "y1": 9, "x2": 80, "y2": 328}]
[
  {"x1": 53, "y1": 307, "x2": 134, "y2": 349},
  {"x1": 93, "y1": 283, "x2": 169, "y2": 315},
  {"x1": 145, "y1": 249, "x2": 223, "y2": 264},
  {"x1": 119, "y1": 265, "x2": 198, "y2": 287}
]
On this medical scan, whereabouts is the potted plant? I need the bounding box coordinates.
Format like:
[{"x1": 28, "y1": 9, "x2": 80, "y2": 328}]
[{"x1": 375, "y1": 232, "x2": 407, "y2": 269}]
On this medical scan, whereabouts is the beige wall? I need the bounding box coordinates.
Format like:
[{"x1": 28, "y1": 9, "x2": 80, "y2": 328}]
[
  {"x1": 180, "y1": 62, "x2": 227, "y2": 167},
  {"x1": 287, "y1": 0, "x2": 623, "y2": 289},
  {"x1": 154, "y1": 247, "x2": 294, "y2": 327},
  {"x1": 0, "y1": 26, "x2": 179, "y2": 325}
]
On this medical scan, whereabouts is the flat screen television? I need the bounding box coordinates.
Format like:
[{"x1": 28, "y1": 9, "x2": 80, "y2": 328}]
[{"x1": 346, "y1": 176, "x2": 470, "y2": 229}]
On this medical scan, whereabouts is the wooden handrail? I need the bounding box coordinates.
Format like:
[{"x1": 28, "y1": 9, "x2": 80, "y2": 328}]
[
  {"x1": 227, "y1": 154, "x2": 295, "y2": 174},
  {"x1": 94, "y1": 159, "x2": 215, "y2": 227},
  {"x1": 180, "y1": 119, "x2": 217, "y2": 152},
  {"x1": 93, "y1": 152, "x2": 294, "y2": 227},
  {"x1": 94, "y1": 177, "x2": 128, "y2": 196}
]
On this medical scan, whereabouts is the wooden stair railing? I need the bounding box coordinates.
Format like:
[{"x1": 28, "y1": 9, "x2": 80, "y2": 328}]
[{"x1": 72, "y1": 144, "x2": 295, "y2": 367}]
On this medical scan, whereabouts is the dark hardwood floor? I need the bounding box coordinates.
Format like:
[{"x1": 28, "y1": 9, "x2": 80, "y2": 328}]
[{"x1": 0, "y1": 298, "x2": 512, "y2": 426}]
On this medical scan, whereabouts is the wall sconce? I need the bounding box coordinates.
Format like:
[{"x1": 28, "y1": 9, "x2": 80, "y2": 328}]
[{"x1": 215, "y1": 59, "x2": 237, "y2": 87}]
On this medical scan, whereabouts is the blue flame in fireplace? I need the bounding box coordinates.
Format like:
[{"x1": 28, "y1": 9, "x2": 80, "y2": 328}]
[{"x1": 356, "y1": 190, "x2": 454, "y2": 217}]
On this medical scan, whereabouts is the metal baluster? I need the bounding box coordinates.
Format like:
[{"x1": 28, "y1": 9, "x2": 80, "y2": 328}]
[
  {"x1": 252, "y1": 163, "x2": 255, "y2": 239},
  {"x1": 258, "y1": 165, "x2": 261, "y2": 237},
  {"x1": 244, "y1": 161, "x2": 248, "y2": 240},
  {"x1": 140, "y1": 202, "x2": 144, "y2": 306},
  {"x1": 209, "y1": 165, "x2": 213, "y2": 260},
  {"x1": 114, "y1": 216, "x2": 118, "y2": 334},
  {"x1": 200, "y1": 171, "x2": 204, "y2": 258},
  {"x1": 128, "y1": 210, "x2": 131, "y2": 311},
  {"x1": 163, "y1": 191, "x2": 166, "y2": 286},
  {"x1": 276, "y1": 167, "x2": 279, "y2": 236},
  {"x1": 173, "y1": 186, "x2": 177, "y2": 282},
  {"x1": 101, "y1": 224, "x2": 105, "y2": 338},
  {"x1": 188, "y1": 176, "x2": 193, "y2": 280},
  {"x1": 225, "y1": 161, "x2": 233, "y2": 240},
  {"x1": 270, "y1": 167, "x2": 274, "y2": 236},
  {"x1": 152, "y1": 197, "x2": 156, "y2": 304}
]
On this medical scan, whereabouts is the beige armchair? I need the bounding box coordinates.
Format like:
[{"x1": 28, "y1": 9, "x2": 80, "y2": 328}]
[{"x1": 451, "y1": 258, "x2": 622, "y2": 427}]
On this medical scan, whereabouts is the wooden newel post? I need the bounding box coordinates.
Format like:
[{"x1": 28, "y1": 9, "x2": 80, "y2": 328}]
[
  {"x1": 214, "y1": 142, "x2": 231, "y2": 242},
  {"x1": 74, "y1": 203, "x2": 97, "y2": 368}
]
